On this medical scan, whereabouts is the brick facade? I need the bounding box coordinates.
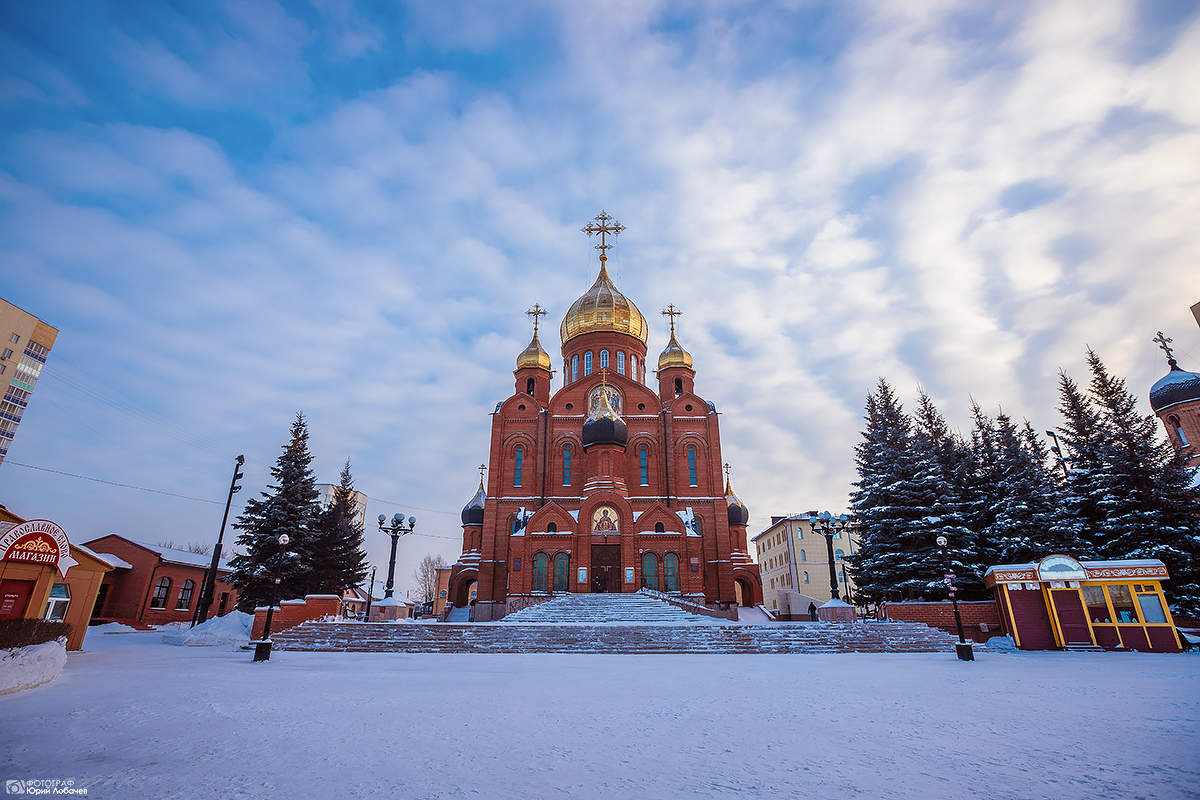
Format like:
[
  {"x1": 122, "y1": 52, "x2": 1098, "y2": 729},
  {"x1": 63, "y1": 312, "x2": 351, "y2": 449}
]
[
  {"x1": 447, "y1": 258, "x2": 761, "y2": 619},
  {"x1": 252, "y1": 594, "x2": 342, "y2": 640},
  {"x1": 880, "y1": 600, "x2": 1006, "y2": 642},
  {"x1": 83, "y1": 534, "x2": 239, "y2": 626}
]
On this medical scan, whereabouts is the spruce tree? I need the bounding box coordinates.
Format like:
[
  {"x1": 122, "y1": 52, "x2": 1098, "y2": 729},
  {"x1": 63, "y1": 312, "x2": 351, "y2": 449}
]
[
  {"x1": 229, "y1": 413, "x2": 321, "y2": 612},
  {"x1": 1049, "y1": 371, "x2": 1107, "y2": 557},
  {"x1": 986, "y1": 411, "x2": 1064, "y2": 564},
  {"x1": 307, "y1": 460, "x2": 370, "y2": 596},
  {"x1": 849, "y1": 380, "x2": 949, "y2": 603}
]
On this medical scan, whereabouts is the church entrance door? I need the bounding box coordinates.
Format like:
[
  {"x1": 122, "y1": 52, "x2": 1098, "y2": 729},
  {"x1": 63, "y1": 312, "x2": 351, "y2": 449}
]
[{"x1": 591, "y1": 545, "x2": 621, "y2": 593}]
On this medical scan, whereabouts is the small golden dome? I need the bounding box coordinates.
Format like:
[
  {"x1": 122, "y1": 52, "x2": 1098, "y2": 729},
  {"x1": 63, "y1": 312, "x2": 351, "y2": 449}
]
[
  {"x1": 657, "y1": 331, "x2": 694, "y2": 370},
  {"x1": 559, "y1": 262, "x2": 649, "y2": 347},
  {"x1": 516, "y1": 331, "x2": 552, "y2": 371}
]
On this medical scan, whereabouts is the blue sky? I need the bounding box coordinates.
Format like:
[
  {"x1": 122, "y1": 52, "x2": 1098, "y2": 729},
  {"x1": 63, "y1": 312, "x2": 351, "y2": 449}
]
[{"x1": 1, "y1": 0, "x2": 1198, "y2": 596}]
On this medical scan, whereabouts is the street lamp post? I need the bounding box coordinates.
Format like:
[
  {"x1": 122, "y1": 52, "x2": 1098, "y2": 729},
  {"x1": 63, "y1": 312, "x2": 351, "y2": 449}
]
[
  {"x1": 253, "y1": 532, "x2": 291, "y2": 663},
  {"x1": 812, "y1": 512, "x2": 846, "y2": 602},
  {"x1": 193, "y1": 454, "x2": 245, "y2": 627},
  {"x1": 1044, "y1": 430, "x2": 1071, "y2": 480},
  {"x1": 936, "y1": 535, "x2": 974, "y2": 662},
  {"x1": 377, "y1": 513, "x2": 417, "y2": 598}
]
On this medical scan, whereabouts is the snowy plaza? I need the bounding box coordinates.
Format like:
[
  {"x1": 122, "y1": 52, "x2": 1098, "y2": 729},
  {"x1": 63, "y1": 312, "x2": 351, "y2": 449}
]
[{"x1": 2, "y1": 630, "x2": 1198, "y2": 800}]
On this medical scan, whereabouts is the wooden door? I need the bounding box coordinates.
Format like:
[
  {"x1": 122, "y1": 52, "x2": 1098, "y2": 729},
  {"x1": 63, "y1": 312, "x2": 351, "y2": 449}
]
[
  {"x1": 0, "y1": 579, "x2": 35, "y2": 620},
  {"x1": 591, "y1": 545, "x2": 621, "y2": 593},
  {"x1": 1050, "y1": 589, "x2": 1093, "y2": 645}
]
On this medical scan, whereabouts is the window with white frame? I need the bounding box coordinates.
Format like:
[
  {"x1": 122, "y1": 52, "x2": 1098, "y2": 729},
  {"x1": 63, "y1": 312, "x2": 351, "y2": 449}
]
[{"x1": 44, "y1": 583, "x2": 70, "y2": 621}]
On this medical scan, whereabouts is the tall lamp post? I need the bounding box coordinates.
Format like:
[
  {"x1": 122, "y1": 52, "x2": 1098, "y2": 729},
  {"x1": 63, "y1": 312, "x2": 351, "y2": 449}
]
[
  {"x1": 812, "y1": 512, "x2": 848, "y2": 602},
  {"x1": 253, "y1": 532, "x2": 291, "y2": 663},
  {"x1": 936, "y1": 535, "x2": 974, "y2": 662},
  {"x1": 1044, "y1": 430, "x2": 1071, "y2": 480},
  {"x1": 193, "y1": 454, "x2": 244, "y2": 627},
  {"x1": 377, "y1": 512, "x2": 417, "y2": 598}
]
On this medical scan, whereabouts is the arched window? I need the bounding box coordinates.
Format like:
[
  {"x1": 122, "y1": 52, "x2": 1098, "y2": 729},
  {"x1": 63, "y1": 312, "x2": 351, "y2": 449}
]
[
  {"x1": 553, "y1": 553, "x2": 570, "y2": 592},
  {"x1": 639, "y1": 445, "x2": 649, "y2": 486},
  {"x1": 799, "y1": 549, "x2": 806, "y2": 562},
  {"x1": 617, "y1": 351, "x2": 625, "y2": 375},
  {"x1": 1169, "y1": 415, "x2": 1189, "y2": 447},
  {"x1": 175, "y1": 579, "x2": 195, "y2": 610},
  {"x1": 835, "y1": 548, "x2": 845, "y2": 561},
  {"x1": 532, "y1": 553, "x2": 549, "y2": 592},
  {"x1": 687, "y1": 446, "x2": 698, "y2": 487},
  {"x1": 803, "y1": 571, "x2": 810, "y2": 584},
  {"x1": 654, "y1": 522, "x2": 665, "y2": 533},
  {"x1": 571, "y1": 355, "x2": 578, "y2": 383},
  {"x1": 641, "y1": 553, "x2": 659, "y2": 590},
  {"x1": 664, "y1": 553, "x2": 679, "y2": 592},
  {"x1": 600, "y1": 350, "x2": 609, "y2": 369},
  {"x1": 631, "y1": 355, "x2": 639, "y2": 382},
  {"x1": 563, "y1": 445, "x2": 572, "y2": 486},
  {"x1": 513, "y1": 446, "x2": 524, "y2": 487},
  {"x1": 526, "y1": 377, "x2": 535, "y2": 396},
  {"x1": 674, "y1": 377, "x2": 683, "y2": 395},
  {"x1": 584, "y1": 351, "x2": 593, "y2": 375},
  {"x1": 150, "y1": 576, "x2": 171, "y2": 609},
  {"x1": 547, "y1": 522, "x2": 557, "y2": 533}
]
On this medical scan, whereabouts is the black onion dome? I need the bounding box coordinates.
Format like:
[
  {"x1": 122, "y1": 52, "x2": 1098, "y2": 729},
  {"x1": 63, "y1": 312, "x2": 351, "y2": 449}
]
[
  {"x1": 461, "y1": 480, "x2": 486, "y2": 525},
  {"x1": 582, "y1": 386, "x2": 627, "y2": 449},
  {"x1": 1150, "y1": 362, "x2": 1200, "y2": 412},
  {"x1": 725, "y1": 478, "x2": 750, "y2": 526}
]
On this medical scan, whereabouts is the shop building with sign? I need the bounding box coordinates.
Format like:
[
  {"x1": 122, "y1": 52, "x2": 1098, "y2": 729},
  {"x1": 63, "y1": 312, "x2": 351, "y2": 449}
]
[
  {"x1": 82, "y1": 534, "x2": 239, "y2": 627},
  {"x1": 0, "y1": 505, "x2": 114, "y2": 650},
  {"x1": 984, "y1": 555, "x2": 1182, "y2": 652}
]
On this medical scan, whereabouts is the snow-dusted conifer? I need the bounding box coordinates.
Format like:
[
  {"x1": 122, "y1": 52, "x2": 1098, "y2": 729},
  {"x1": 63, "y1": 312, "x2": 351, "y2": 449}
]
[{"x1": 307, "y1": 459, "x2": 369, "y2": 596}]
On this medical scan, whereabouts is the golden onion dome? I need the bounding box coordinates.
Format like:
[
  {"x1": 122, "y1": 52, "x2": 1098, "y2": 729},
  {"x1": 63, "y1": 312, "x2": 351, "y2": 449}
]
[
  {"x1": 559, "y1": 262, "x2": 649, "y2": 347},
  {"x1": 657, "y1": 331, "x2": 694, "y2": 370},
  {"x1": 516, "y1": 330, "x2": 552, "y2": 372}
]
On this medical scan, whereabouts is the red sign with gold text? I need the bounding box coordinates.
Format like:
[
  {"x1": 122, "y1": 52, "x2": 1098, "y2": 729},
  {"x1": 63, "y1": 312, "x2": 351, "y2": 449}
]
[{"x1": 0, "y1": 520, "x2": 77, "y2": 577}]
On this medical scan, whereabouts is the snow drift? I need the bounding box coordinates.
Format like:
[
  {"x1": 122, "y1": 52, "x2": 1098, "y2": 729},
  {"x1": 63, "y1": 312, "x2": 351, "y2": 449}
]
[
  {"x1": 161, "y1": 612, "x2": 252, "y2": 647},
  {"x1": 1, "y1": 638, "x2": 67, "y2": 695}
]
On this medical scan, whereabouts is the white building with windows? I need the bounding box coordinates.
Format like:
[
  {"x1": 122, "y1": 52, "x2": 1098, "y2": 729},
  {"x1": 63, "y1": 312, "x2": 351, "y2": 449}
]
[{"x1": 752, "y1": 512, "x2": 860, "y2": 614}]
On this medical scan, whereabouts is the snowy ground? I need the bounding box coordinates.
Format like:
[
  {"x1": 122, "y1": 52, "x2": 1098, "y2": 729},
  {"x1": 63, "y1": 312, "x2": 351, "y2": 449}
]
[{"x1": 2, "y1": 632, "x2": 1198, "y2": 800}]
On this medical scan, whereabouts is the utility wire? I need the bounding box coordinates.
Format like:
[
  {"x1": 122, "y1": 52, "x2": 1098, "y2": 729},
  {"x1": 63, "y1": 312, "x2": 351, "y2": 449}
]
[{"x1": 6, "y1": 460, "x2": 223, "y2": 505}]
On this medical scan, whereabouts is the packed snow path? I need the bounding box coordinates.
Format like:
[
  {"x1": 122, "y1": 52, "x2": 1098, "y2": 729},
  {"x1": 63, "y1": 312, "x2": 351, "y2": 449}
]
[{"x1": 2, "y1": 632, "x2": 1197, "y2": 800}]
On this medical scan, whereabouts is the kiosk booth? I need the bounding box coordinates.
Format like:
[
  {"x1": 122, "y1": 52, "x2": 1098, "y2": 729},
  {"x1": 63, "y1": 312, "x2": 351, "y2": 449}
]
[{"x1": 984, "y1": 555, "x2": 1181, "y2": 652}]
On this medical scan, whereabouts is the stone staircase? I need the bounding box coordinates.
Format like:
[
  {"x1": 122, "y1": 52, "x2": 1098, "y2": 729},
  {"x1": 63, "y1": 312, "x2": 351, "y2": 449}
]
[
  {"x1": 267, "y1": 618, "x2": 963, "y2": 654},
  {"x1": 502, "y1": 592, "x2": 717, "y2": 624}
]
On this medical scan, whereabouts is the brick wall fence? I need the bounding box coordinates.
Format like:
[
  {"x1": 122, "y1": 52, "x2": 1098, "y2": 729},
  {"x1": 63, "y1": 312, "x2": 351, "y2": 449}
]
[
  {"x1": 880, "y1": 600, "x2": 1006, "y2": 642},
  {"x1": 252, "y1": 594, "x2": 342, "y2": 640}
]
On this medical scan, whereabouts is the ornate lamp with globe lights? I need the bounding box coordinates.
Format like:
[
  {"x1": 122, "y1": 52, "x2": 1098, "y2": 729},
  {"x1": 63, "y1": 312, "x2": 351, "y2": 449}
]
[
  {"x1": 936, "y1": 534, "x2": 974, "y2": 662},
  {"x1": 377, "y1": 512, "x2": 416, "y2": 599}
]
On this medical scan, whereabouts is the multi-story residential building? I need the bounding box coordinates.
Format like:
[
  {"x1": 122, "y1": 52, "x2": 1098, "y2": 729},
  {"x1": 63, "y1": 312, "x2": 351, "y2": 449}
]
[
  {"x1": 751, "y1": 512, "x2": 859, "y2": 614},
  {"x1": 0, "y1": 298, "x2": 58, "y2": 467},
  {"x1": 316, "y1": 484, "x2": 369, "y2": 530}
]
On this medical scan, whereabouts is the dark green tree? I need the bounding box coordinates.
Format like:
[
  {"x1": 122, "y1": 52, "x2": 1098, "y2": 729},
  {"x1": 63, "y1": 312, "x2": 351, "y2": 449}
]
[
  {"x1": 228, "y1": 413, "x2": 321, "y2": 612},
  {"x1": 306, "y1": 459, "x2": 369, "y2": 595}
]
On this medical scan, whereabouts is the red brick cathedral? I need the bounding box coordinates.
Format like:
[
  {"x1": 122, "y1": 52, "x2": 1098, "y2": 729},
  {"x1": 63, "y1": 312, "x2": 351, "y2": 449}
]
[{"x1": 447, "y1": 213, "x2": 762, "y2": 621}]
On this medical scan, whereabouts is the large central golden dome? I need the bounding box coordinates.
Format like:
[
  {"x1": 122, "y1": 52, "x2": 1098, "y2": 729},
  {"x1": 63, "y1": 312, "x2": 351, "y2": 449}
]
[{"x1": 559, "y1": 262, "x2": 649, "y2": 346}]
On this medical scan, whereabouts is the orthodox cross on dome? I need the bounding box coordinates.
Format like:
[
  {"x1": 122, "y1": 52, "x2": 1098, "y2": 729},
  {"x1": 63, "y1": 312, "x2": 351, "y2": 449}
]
[
  {"x1": 478, "y1": 464, "x2": 487, "y2": 484},
  {"x1": 1153, "y1": 330, "x2": 1178, "y2": 368},
  {"x1": 662, "y1": 303, "x2": 682, "y2": 336},
  {"x1": 581, "y1": 211, "x2": 625, "y2": 264},
  {"x1": 526, "y1": 303, "x2": 547, "y2": 336},
  {"x1": 723, "y1": 462, "x2": 732, "y2": 480}
]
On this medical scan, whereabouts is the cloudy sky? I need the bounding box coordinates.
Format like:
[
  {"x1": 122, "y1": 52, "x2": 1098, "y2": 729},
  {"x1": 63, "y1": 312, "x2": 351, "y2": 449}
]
[{"x1": 1, "y1": 0, "x2": 1197, "y2": 596}]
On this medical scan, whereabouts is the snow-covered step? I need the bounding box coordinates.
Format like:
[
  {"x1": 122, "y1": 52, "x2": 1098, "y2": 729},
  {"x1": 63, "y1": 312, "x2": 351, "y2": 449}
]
[{"x1": 502, "y1": 592, "x2": 717, "y2": 624}]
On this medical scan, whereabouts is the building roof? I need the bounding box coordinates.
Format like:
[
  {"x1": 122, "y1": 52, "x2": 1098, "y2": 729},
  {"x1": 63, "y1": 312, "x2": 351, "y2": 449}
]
[
  {"x1": 559, "y1": 261, "x2": 649, "y2": 347},
  {"x1": 1149, "y1": 363, "x2": 1200, "y2": 412},
  {"x1": 88, "y1": 535, "x2": 234, "y2": 571},
  {"x1": 73, "y1": 544, "x2": 131, "y2": 570}
]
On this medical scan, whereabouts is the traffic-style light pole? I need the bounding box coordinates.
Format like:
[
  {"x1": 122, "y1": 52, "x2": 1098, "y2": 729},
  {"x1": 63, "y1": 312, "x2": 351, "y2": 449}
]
[{"x1": 193, "y1": 454, "x2": 245, "y2": 627}]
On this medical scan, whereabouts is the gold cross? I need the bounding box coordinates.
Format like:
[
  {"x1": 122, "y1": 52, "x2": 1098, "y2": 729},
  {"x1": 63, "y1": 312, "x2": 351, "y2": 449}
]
[
  {"x1": 581, "y1": 211, "x2": 626, "y2": 263},
  {"x1": 1153, "y1": 330, "x2": 1176, "y2": 364},
  {"x1": 662, "y1": 303, "x2": 681, "y2": 336},
  {"x1": 600, "y1": 367, "x2": 608, "y2": 388},
  {"x1": 526, "y1": 303, "x2": 546, "y2": 336}
]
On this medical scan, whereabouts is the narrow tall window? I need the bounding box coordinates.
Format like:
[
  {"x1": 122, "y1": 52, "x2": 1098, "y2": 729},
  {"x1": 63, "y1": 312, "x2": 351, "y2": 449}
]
[
  {"x1": 571, "y1": 355, "x2": 578, "y2": 382},
  {"x1": 526, "y1": 377, "x2": 535, "y2": 396},
  {"x1": 1170, "y1": 416, "x2": 1189, "y2": 447},
  {"x1": 553, "y1": 553, "x2": 570, "y2": 592},
  {"x1": 584, "y1": 351, "x2": 593, "y2": 375},
  {"x1": 641, "y1": 553, "x2": 659, "y2": 591},
  {"x1": 799, "y1": 549, "x2": 806, "y2": 562},
  {"x1": 687, "y1": 446, "x2": 697, "y2": 487},
  {"x1": 150, "y1": 577, "x2": 171, "y2": 609},
  {"x1": 631, "y1": 355, "x2": 639, "y2": 382},
  {"x1": 617, "y1": 351, "x2": 625, "y2": 375},
  {"x1": 674, "y1": 377, "x2": 683, "y2": 396},
  {"x1": 600, "y1": 350, "x2": 609, "y2": 369},
  {"x1": 532, "y1": 553, "x2": 549, "y2": 592},
  {"x1": 176, "y1": 579, "x2": 195, "y2": 610},
  {"x1": 562, "y1": 445, "x2": 572, "y2": 486},
  {"x1": 835, "y1": 548, "x2": 845, "y2": 561},
  {"x1": 803, "y1": 571, "x2": 810, "y2": 584},
  {"x1": 639, "y1": 445, "x2": 649, "y2": 486},
  {"x1": 664, "y1": 553, "x2": 679, "y2": 592},
  {"x1": 513, "y1": 446, "x2": 524, "y2": 487}
]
